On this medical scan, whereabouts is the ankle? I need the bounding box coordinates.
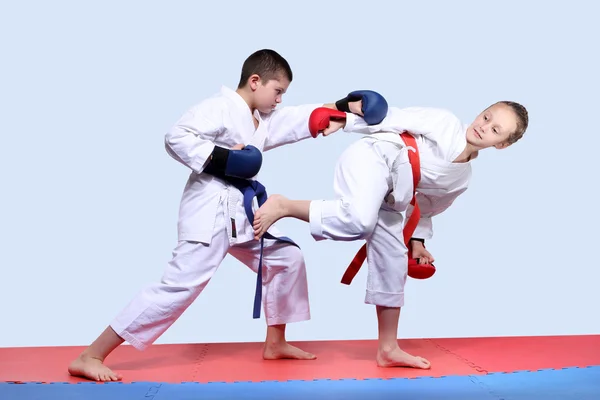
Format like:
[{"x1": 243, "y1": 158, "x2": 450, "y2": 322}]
[
  {"x1": 80, "y1": 350, "x2": 105, "y2": 362},
  {"x1": 279, "y1": 198, "x2": 292, "y2": 215},
  {"x1": 265, "y1": 324, "x2": 286, "y2": 345},
  {"x1": 265, "y1": 339, "x2": 287, "y2": 348},
  {"x1": 378, "y1": 340, "x2": 399, "y2": 353}
]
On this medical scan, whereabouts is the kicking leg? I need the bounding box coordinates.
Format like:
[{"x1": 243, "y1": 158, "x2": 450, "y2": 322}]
[
  {"x1": 229, "y1": 238, "x2": 314, "y2": 360},
  {"x1": 253, "y1": 195, "x2": 310, "y2": 239},
  {"x1": 254, "y1": 138, "x2": 393, "y2": 241}
]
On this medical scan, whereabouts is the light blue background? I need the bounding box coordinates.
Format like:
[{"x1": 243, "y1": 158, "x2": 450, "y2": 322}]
[{"x1": 1, "y1": 0, "x2": 598, "y2": 348}]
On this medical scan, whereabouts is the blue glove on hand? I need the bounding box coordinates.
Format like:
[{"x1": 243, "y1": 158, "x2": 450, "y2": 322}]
[
  {"x1": 336, "y1": 90, "x2": 388, "y2": 125},
  {"x1": 204, "y1": 145, "x2": 262, "y2": 179}
]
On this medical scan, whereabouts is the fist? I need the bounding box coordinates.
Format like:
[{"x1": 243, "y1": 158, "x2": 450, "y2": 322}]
[
  {"x1": 411, "y1": 240, "x2": 435, "y2": 264},
  {"x1": 309, "y1": 107, "x2": 347, "y2": 138},
  {"x1": 408, "y1": 259, "x2": 436, "y2": 279},
  {"x1": 335, "y1": 90, "x2": 388, "y2": 125},
  {"x1": 408, "y1": 240, "x2": 436, "y2": 279},
  {"x1": 348, "y1": 100, "x2": 363, "y2": 116}
]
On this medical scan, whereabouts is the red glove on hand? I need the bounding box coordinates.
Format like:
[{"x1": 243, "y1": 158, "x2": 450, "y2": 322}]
[
  {"x1": 309, "y1": 107, "x2": 347, "y2": 138},
  {"x1": 408, "y1": 259, "x2": 436, "y2": 279}
]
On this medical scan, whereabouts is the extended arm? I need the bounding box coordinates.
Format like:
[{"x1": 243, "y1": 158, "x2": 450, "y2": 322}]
[
  {"x1": 343, "y1": 106, "x2": 459, "y2": 138},
  {"x1": 262, "y1": 103, "x2": 324, "y2": 151},
  {"x1": 264, "y1": 90, "x2": 389, "y2": 149},
  {"x1": 308, "y1": 90, "x2": 389, "y2": 138}
]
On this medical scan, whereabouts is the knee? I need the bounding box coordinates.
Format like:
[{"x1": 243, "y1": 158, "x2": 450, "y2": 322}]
[
  {"x1": 266, "y1": 244, "x2": 307, "y2": 281},
  {"x1": 343, "y1": 200, "x2": 377, "y2": 239},
  {"x1": 157, "y1": 278, "x2": 200, "y2": 295},
  {"x1": 283, "y1": 245, "x2": 305, "y2": 268},
  {"x1": 269, "y1": 243, "x2": 305, "y2": 270}
]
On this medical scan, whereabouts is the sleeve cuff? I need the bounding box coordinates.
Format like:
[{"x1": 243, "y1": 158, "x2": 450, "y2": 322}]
[
  {"x1": 197, "y1": 142, "x2": 216, "y2": 172},
  {"x1": 342, "y1": 112, "x2": 359, "y2": 132},
  {"x1": 412, "y1": 217, "x2": 433, "y2": 240},
  {"x1": 309, "y1": 200, "x2": 326, "y2": 241}
]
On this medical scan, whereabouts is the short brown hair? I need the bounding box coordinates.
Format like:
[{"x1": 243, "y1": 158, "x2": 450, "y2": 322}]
[
  {"x1": 496, "y1": 101, "x2": 529, "y2": 145},
  {"x1": 237, "y1": 49, "x2": 293, "y2": 89}
]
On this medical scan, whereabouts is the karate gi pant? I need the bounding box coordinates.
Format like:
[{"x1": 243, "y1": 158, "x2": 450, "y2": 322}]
[
  {"x1": 110, "y1": 197, "x2": 310, "y2": 351},
  {"x1": 309, "y1": 137, "x2": 414, "y2": 308}
]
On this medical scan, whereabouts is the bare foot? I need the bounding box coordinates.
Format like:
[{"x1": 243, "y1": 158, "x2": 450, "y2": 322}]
[
  {"x1": 253, "y1": 194, "x2": 288, "y2": 239},
  {"x1": 68, "y1": 353, "x2": 122, "y2": 382},
  {"x1": 263, "y1": 341, "x2": 317, "y2": 360},
  {"x1": 376, "y1": 345, "x2": 431, "y2": 369}
]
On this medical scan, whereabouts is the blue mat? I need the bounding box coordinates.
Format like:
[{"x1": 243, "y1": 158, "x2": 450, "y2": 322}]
[
  {"x1": 1, "y1": 366, "x2": 599, "y2": 400},
  {"x1": 477, "y1": 366, "x2": 600, "y2": 400}
]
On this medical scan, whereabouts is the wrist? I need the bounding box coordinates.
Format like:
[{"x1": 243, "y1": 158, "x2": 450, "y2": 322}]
[
  {"x1": 342, "y1": 112, "x2": 357, "y2": 132},
  {"x1": 335, "y1": 97, "x2": 350, "y2": 113},
  {"x1": 410, "y1": 238, "x2": 425, "y2": 249},
  {"x1": 204, "y1": 146, "x2": 229, "y2": 176},
  {"x1": 210, "y1": 146, "x2": 229, "y2": 166}
]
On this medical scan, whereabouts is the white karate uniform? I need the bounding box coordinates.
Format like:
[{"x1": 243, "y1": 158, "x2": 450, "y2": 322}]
[
  {"x1": 111, "y1": 86, "x2": 322, "y2": 350},
  {"x1": 309, "y1": 107, "x2": 472, "y2": 308}
]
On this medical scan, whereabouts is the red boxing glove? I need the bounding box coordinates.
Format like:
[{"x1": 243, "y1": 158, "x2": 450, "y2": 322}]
[
  {"x1": 408, "y1": 259, "x2": 436, "y2": 279},
  {"x1": 309, "y1": 107, "x2": 347, "y2": 137}
]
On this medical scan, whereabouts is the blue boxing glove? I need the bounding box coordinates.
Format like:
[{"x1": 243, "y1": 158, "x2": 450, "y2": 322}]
[
  {"x1": 335, "y1": 90, "x2": 388, "y2": 125},
  {"x1": 204, "y1": 145, "x2": 263, "y2": 179}
]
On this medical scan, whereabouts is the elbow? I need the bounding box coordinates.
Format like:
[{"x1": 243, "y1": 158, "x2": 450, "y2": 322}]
[
  {"x1": 164, "y1": 126, "x2": 190, "y2": 156},
  {"x1": 163, "y1": 127, "x2": 190, "y2": 166},
  {"x1": 164, "y1": 132, "x2": 177, "y2": 157},
  {"x1": 164, "y1": 126, "x2": 179, "y2": 148}
]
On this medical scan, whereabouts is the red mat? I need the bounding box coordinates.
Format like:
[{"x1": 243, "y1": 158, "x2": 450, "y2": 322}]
[
  {"x1": 1, "y1": 335, "x2": 599, "y2": 383},
  {"x1": 431, "y1": 335, "x2": 600, "y2": 373}
]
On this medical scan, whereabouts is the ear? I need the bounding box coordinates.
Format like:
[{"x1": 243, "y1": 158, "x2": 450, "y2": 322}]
[
  {"x1": 248, "y1": 74, "x2": 261, "y2": 91},
  {"x1": 495, "y1": 141, "x2": 511, "y2": 150}
]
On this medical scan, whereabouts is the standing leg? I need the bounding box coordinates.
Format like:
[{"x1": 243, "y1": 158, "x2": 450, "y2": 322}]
[
  {"x1": 228, "y1": 239, "x2": 314, "y2": 360},
  {"x1": 366, "y1": 209, "x2": 431, "y2": 369},
  {"x1": 68, "y1": 203, "x2": 231, "y2": 381}
]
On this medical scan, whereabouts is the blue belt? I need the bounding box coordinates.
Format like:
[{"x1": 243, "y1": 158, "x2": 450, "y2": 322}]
[{"x1": 226, "y1": 177, "x2": 298, "y2": 319}]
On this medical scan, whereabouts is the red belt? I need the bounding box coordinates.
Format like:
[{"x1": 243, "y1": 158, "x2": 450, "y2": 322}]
[{"x1": 340, "y1": 132, "x2": 432, "y2": 285}]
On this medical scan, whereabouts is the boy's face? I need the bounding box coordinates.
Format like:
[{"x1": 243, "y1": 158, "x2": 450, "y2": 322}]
[
  {"x1": 466, "y1": 103, "x2": 518, "y2": 150},
  {"x1": 250, "y1": 74, "x2": 290, "y2": 114}
]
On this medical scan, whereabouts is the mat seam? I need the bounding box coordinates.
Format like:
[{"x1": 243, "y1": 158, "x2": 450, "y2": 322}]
[
  {"x1": 467, "y1": 375, "x2": 506, "y2": 400},
  {"x1": 427, "y1": 339, "x2": 489, "y2": 374},
  {"x1": 144, "y1": 383, "x2": 163, "y2": 399},
  {"x1": 2, "y1": 366, "x2": 599, "y2": 385},
  {"x1": 190, "y1": 343, "x2": 210, "y2": 382}
]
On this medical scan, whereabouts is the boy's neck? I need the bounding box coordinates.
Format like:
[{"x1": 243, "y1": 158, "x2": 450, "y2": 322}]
[{"x1": 236, "y1": 87, "x2": 256, "y2": 114}]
